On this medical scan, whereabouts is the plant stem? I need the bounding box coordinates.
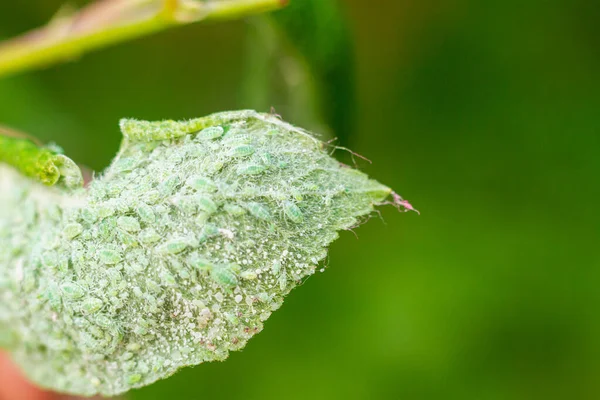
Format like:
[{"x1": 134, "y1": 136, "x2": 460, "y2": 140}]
[{"x1": 0, "y1": 0, "x2": 287, "y2": 79}]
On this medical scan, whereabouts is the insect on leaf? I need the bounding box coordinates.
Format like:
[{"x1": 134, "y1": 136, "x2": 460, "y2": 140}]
[{"x1": 0, "y1": 110, "x2": 412, "y2": 396}]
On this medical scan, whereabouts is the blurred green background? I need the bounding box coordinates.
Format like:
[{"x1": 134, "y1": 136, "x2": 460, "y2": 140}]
[{"x1": 1, "y1": 0, "x2": 599, "y2": 399}]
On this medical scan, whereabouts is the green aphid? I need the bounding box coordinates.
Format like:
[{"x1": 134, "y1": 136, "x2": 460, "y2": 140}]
[
  {"x1": 196, "y1": 126, "x2": 224, "y2": 141},
  {"x1": 95, "y1": 315, "x2": 113, "y2": 328},
  {"x1": 189, "y1": 255, "x2": 214, "y2": 273},
  {"x1": 145, "y1": 279, "x2": 161, "y2": 294},
  {"x1": 158, "y1": 239, "x2": 188, "y2": 255},
  {"x1": 60, "y1": 282, "x2": 85, "y2": 299},
  {"x1": 186, "y1": 176, "x2": 217, "y2": 192},
  {"x1": 211, "y1": 265, "x2": 238, "y2": 287},
  {"x1": 64, "y1": 223, "x2": 83, "y2": 239},
  {"x1": 237, "y1": 164, "x2": 266, "y2": 176},
  {"x1": 230, "y1": 145, "x2": 255, "y2": 158},
  {"x1": 81, "y1": 297, "x2": 103, "y2": 314},
  {"x1": 278, "y1": 273, "x2": 287, "y2": 291},
  {"x1": 224, "y1": 203, "x2": 246, "y2": 216},
  {"x1": 96, "y1": 205, "x2": 115, "y2": 219},
  {"x1": 139, "y1": 228, "x2": 161, "y2": 244},
  {"x1": 98, "y1": 248, "x2": 122, "y2": 265},
  {"x1": 143, "y1": 190, "x2": 161, "y2": 205},
  {"x1": 199, "y1": 223, "x2": 219, "y2": 241},
  {"x1": 283, "y1": 201, "x2": 304, "y2": 223},
  {"x1": 160, "y1": 271, "x2": 177, "y2": 287},
  {"x1": 127, "y1": 374, "x2": 142, "y2": 385},
  {"x1": 117, "y1": 216, "x2": 141, "y2": 232},
  {"x1": 271, "y1": 260, "x2": 282, "y2": 275},
  {"x1": 195, "y1": 195, "x2": 218, "y2": 214},
  {"x1": 260, "y1": 152, "x2": 277, "y2": 166},
  {"x1": 245, "y1": 202, "x2": 271, "y2": 221},
  {"x1": 80, "y1": 208, "x2": 97, "y2": 224},
  {"x1": 159, "y1": 175, "x2": 180, "y2": 196},
  {"x1": 136, "y1": 204, "x2": 155, "y2": 224},
  {"x1": 98, "y1": 217, "x2": 117, "y2": 239}
]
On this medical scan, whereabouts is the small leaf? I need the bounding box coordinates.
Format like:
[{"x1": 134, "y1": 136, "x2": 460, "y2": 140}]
[{"x1": 0, "y1": 110, "x2": 410, "y2": 396}]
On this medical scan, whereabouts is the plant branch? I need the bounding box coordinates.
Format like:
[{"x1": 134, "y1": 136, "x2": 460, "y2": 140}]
[{"x1": 0, "y1": 0, "x2": 288, "y2": 79}]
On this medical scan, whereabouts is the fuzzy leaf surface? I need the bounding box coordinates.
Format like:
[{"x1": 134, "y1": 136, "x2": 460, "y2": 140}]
[{"x1": 0, "y1": 111, "x2": 394, "y2": 396}]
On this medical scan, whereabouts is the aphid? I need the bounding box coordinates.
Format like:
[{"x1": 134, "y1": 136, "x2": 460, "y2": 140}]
[
  {"x1": 98, "y1": 248, "x2": 122, "y2": 265},
  {"x1": 196, "y1": 126, "x2": 224, "y2": 141},
  {"x1": 79, "y1": 332, "x2": 101, "y2": 352},
  {"x1": 260, "y1": 152, "x2": 277, "y2": 166},
  {"x1": 136, "y1": 204, "x2": 155, "y2": 224},
  {"x1": 176, "y1": 266, "x2": 190, "y2": 279},
  {"x1": 224, "y1": 127, "x2": 253, "y2": 140},
  {"x1": 186, "y1": 176, "x2": 217, "y2": 192},
  {"x1": 245, "y1": 202, "x2": 271, "y2": 221},
  {"x1": 195, "y1": 211, "x2": 210, "y2": 226},
  {"x1": 224, "y1": 203, "x2": 246, "y2": 216},
  {"x1": 95, "y1": 315, "x2": 113, "y2": 328},
  {"x1": 158, "y1": 239, "x2": 188, "y2": 255},
  {"x1": 80, "y1": 208, "x2": 97, "y2": 224},
  {"x1": 60, "y1": 282, "x2": 85, "y2": 300},
  {"x1": 139, "y1": 228, "x2": 161, "y2": 244},
  {"x1": 189, "y1": 255, "x2": 214, "y2": 273},
  {"x1": 278, "y1": 273, "x2": 287, "y2": 291},
  {"x1": 64, "y1": 223, "x2": 83, "y2": 239},
  {"x1": 160, "y1": 271, "x2": 177, "y2": 286},
  {"x1": 173, "y1": 195, "x2": 197, "y2": 214},
  {"x1": 105, "y1": 268, "x2": 122, "y2": 284},
  {"x1": 43, "y1": 287, "x2": 62, "y2": 310},
  {"x1": 144, "y1": 190, "x2": 161, "y2": 205},
  {"x1": 237, "y1": 164, "x2": 266, "y2": 176},
  {"x1": 211, "y1": 264, "x2": 238, "y2": 287},
  {"x1": 127, "y1": 374, "x2": 142, "y2": 385},
  {"x1": 195, "y1": 195, "x2": 218, "y2": 214},
  {"x1": 117, "y1": 216, "x2": 141, "y2": 232},
  {"x1": 271, "y1": 261, "x2": 282, "y2": 275},
  {"x1": 96, "y1": 205, "x2": 115, "y2": 219},
  {"x1": 81, "y1": 297, "x2": 103, "y2": 314},
  {"x1": 145, "y1": 279, "x2": 161, "y2": 294},
  {"x1": 144, "y1": 294, "x2": 159, "y2": 312},
  {"x1": 87, "y1": 325, "x2": 105, "y2": 339},
  {"x1": 198, "y1": 224, "x2": 219, "y2": 243},
  {"x1": 283, "y1": 201, "x2": 304, "y2": 223},
  {"x1": 230, "y1": 145, "x2": 255, "y2": 158},
  {"x1": 159, "y1": 175, "x2": 181, "y2": 196}
]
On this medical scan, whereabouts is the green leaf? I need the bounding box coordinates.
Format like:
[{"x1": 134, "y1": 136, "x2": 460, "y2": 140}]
[{"x1": 0, "y1": 110, "x2": 408, "y2": 396}]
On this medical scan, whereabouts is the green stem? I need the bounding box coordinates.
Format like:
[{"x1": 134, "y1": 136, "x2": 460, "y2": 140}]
[{"x1": 0, "y1": 0, "x2": 287, "y2": 79}]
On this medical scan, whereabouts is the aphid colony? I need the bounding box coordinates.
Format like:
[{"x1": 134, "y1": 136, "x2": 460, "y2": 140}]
[{"x1": 0, "y1": 111, "x2": 393, "y2": 396}]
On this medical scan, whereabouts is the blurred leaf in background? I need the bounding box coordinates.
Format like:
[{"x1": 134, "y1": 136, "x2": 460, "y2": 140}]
[{"x1": 1, "y1": 0, "x2": 600, "y2": 399}]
